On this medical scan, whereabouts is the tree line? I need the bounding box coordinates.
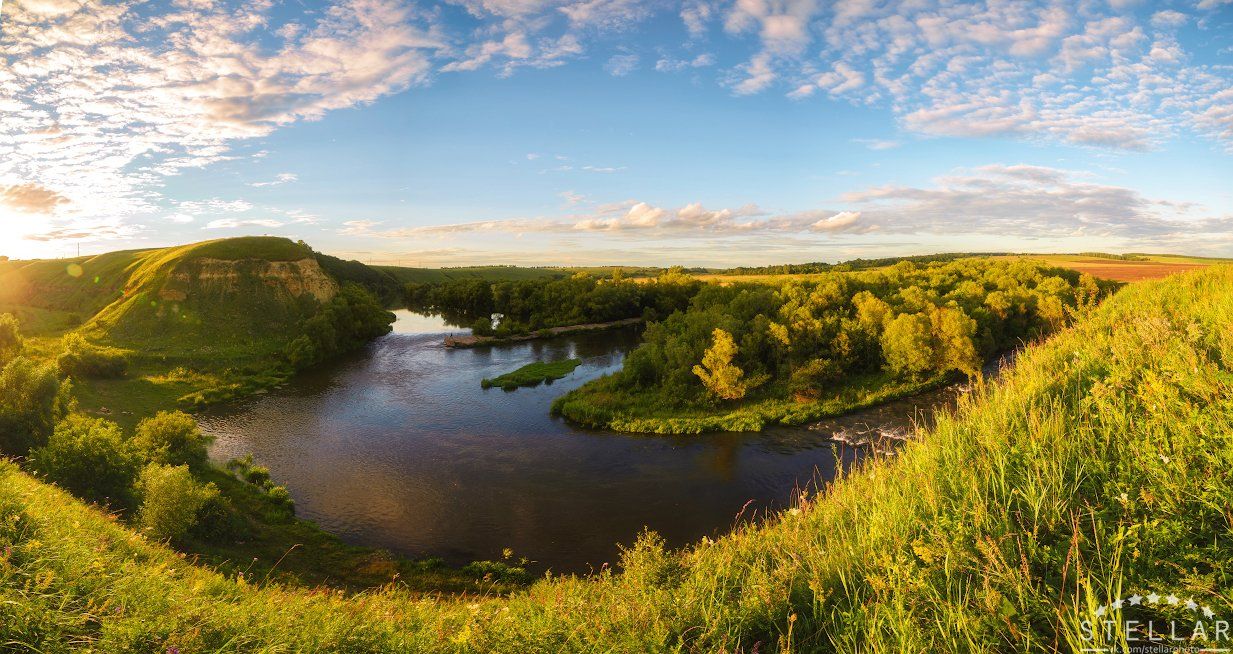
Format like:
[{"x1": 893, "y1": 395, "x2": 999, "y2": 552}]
[{"x1": 404, "y1": 270, "x2": 703, "y2": 337}]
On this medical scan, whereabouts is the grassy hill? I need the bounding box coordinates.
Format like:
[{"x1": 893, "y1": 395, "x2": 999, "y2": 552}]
[
  {"x1": 79, "y1": 238, "x2": 334, "y2": 361},
  {"x1": 0, "y1": 237, "x2": 400, "y2": 421},
  {"x1": 1, "y1": 263, "x2": 1229, "y2": 650}
]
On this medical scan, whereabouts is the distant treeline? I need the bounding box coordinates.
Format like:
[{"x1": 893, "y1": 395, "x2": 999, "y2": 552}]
[
  {"x1": 1072, "y1": 252, "x2": 1148, "y2": 261},
  {"x1": 404, "y1": 270, "x2": 702, "y2": 338},
  {"x1": 718, "y1": 252, "x2": 1007, "y2": 276}
]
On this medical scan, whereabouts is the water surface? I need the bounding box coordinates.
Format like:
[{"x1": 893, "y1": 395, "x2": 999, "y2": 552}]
[{"x1": 201, "y1": 310, "x2": 963, "y2": 573}]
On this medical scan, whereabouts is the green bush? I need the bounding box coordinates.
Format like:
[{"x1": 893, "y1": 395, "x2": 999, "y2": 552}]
[
  {"x1": 186, "y1": 493, "x2": 249, "y2": 543},
  {"x1": 0, "y1": 357, "x2": 70, "y2": 456},
  {"x1": 0, "y1": 313, "x2": 22, "y2": 364},
  {"x1": 135, "y1": 463, "x2": 219, "y2": 541},
  {"x1": 133, "y1": 410, "x2": 210, "y2": 469},
  {"x1": 244, "y1": 465, "x2": 271, "y2": 487},
  {"x1": 56, "y1": 333, "x2": 128, "y2": 379},
  {"x1": 28, "y1": 415, "x2": 143, "y2": 511},
  {"x1": 265, "y1": 484, "x2": 296, "y2": 516}
]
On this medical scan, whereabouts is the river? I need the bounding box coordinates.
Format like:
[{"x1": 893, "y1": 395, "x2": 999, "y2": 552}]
[{"x1": 199, "y1": 310, "x2": 968, "y2": 573}]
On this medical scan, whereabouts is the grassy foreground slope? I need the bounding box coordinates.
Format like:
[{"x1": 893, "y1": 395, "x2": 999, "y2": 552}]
[{"x1": 3, "y1": 265, "x2": 1232, "y2": 651}]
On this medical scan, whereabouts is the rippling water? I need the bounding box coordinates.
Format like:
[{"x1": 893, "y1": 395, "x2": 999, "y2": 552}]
[{"x1": 199, "y1": 310, "x2": 965, "y2": 573}]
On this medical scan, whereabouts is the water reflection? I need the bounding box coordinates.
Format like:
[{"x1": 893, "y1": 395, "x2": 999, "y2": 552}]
[{"x1": 200, "y1": 310, "x2": 961, "y2": 573}]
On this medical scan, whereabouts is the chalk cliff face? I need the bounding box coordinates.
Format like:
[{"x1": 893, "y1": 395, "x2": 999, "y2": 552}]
[{"x1": 157, "y1": 258, "x2": 338, "y2": 304}]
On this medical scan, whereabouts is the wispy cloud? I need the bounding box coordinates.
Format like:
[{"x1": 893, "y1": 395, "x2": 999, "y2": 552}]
[
  {"x1": 204, "y1": 218, "x2": 285, "y2": 230},
  {"x1": 249, "y1": 173, "x2": 299, "y2": 188},
  {"x1": 604, "y1": 53, "x2": 640, "y2": 76},
  {"x1": 0, "y1": 183, "x2": 68, "y2": 214},
  {"x1": 338, "y1": 164, "x2": 1229, "y2": 252},
  {"x1": 1, "y1": 0, "x2": 444, "y2": 244},
  {"x1": 699, "y1": 0, "x2": 1233, "y2": 151},
  {"x1": 852, "y1": 138, "x2": 902, "y2": 151}
]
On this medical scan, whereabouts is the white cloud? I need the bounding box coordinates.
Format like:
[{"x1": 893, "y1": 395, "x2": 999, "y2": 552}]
[
  {"x1": 1, "y1": 0, "x2": 444, "y2": 244},
  {"x1": 731, "y1": 52, "x2": 777, "y2": 95},
  {"x1": 714, "y1": 1, "x2": 1233, "y2": 151},
  {"x1": 604, "y1": 53, "x2": 640, "y2": 76},
  {"x1": 204, "y1": 218, "x2": 285, "y2": 229},
  {"x1": 852, "y1": 138, "x2": 901, "y2": 150},
  {"x1": 249, "y1": 173, "x2": 299, "y2": 187},
  {"x1": 337, "y1": 163, "x2": 1228, "y2": 251},
  {"x1": 1150, "y1": 10, "x2": 1189, "y2": 28},
  {"x1": 655, "y1": 53, "x2": 715, "y2": 72},
  {"x1": 838, "y1": 164, "x2": 1226, "y2": 243}
]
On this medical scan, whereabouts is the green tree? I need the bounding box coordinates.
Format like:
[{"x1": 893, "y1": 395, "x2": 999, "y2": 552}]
[
  {"x1": 29, "y1": 415, "x2": 143, "y2": 511},
  {"x1": 136, "y1": 463, "x2": 219, "y2": 541},
  {"x1": 881, "y1": 313, "x2": 935, "y2": 378},
  {"x1": 133, "y1": 410, "x2": 211, "y2": 470},
  {"x1": 693, "y1": 328, "x2": 749, "y2": 400},
  {"x1": 930, "y1": 306, "x2": 981, "y2": 378},
  {"x1": 852, "y1": 291, "x2": 891, "y2": 332},
  {"x1": 0, "y1": 313, "x2": 22, "y2": 364},
  {"x1": 0, "y1": 357, "x2": 70, "y2": 456}
]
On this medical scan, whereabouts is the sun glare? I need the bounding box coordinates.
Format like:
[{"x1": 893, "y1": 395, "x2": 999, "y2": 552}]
[{"x1": 0, "y1": 210, "x2": 46, "y2": 260}]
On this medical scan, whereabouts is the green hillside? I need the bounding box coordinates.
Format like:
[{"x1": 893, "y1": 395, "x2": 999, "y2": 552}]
[
  {"x1": 0, "y1": 237, "x2": 405, "y2": 421},
  {"x1": 81, "y1": 238, "x2": 325, "y2": 359},
  {"x1": 2, "y1": 264, "x2": 1229, "y2": 650}
]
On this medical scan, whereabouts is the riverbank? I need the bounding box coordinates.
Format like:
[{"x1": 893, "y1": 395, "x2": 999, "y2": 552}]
[
  {"x1": 553, "y1": 370, "x2": 957, "y2": 434},
  {"x1": 444, "y1": 317, "x2": 642, "y2": 347}
]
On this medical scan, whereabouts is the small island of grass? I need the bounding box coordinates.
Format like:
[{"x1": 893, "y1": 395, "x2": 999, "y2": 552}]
[{"x1": 482, "y1": 358, "x2": 582, "y2": 390}]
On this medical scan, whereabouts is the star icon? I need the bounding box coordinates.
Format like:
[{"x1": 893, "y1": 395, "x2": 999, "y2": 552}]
[
  {"x1": 1112, "y1": 599, "x2": 1124, "y2": 610},
  {"x1": 1128, "y1": 595, "x2": 1143, "y2": 606},
  {"x1": 1203, "y1": 607, "x2": 1216, "y2": 619},
  {"x1": 1095, "y1": 606, "x2": 1107, "y2": 617},
  {"x1": 1147, "y1": 593, "x2": 1161, "y2": 604},
  {"x1": 1185, "y1": 599, "x2": 1198, "y2": 611},
  {"x1": 1167, "y1": 595, "x2": 1180, "y2": 605}
]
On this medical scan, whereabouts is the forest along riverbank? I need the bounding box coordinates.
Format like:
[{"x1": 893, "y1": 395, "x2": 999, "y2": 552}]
[{"x1": 198, "y1": 310, "x2": 990, "y2": 574}]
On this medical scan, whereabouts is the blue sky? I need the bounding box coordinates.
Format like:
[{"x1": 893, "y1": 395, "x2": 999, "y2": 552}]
[{"x1": 1, "y1": 0, "x2": 1231, "y2": 266}]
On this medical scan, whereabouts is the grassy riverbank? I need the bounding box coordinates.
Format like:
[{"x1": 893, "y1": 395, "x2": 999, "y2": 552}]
[
  {"x1": 482, "y1": 358, "x2": 582, "y2": 390},
  {"x1": 552, "y1": 369, "x2": 953, "y2": 433},
  {"x1": 2, "y1": 264, "x2": 1228, "y2": 651}
]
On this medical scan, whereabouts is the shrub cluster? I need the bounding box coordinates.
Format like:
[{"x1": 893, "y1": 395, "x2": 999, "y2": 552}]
[
  {"x1": 2, "y1": 340, "x2": 223, "y2": 542},
  {"x1": 0, "y1": 356, "x2": 71, "y2": 456},
  {"x1": 226, "y1": 454, "x2": 296, "y2": 517},
  {"x1": 56, "y1": 333, "x2": 128, "y2": 378}
]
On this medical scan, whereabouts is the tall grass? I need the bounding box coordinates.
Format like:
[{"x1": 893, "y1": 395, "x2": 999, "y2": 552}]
[{"x1": 1, "y1": 266, "x2": 1231, "y2": 652}]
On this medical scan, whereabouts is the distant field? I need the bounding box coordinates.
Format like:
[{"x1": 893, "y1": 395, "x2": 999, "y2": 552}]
[
  {"x1": 1009, "y1": 254, "x2": 1224, "y2": 282},
  {"x1": 692, "y1": 253, "x2": 1229, "y2": 285}
]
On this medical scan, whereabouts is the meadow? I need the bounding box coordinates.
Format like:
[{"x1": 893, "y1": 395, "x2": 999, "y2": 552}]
[{"x1": 0, "y1": 260, "x2": 1228, "y2": 651}]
